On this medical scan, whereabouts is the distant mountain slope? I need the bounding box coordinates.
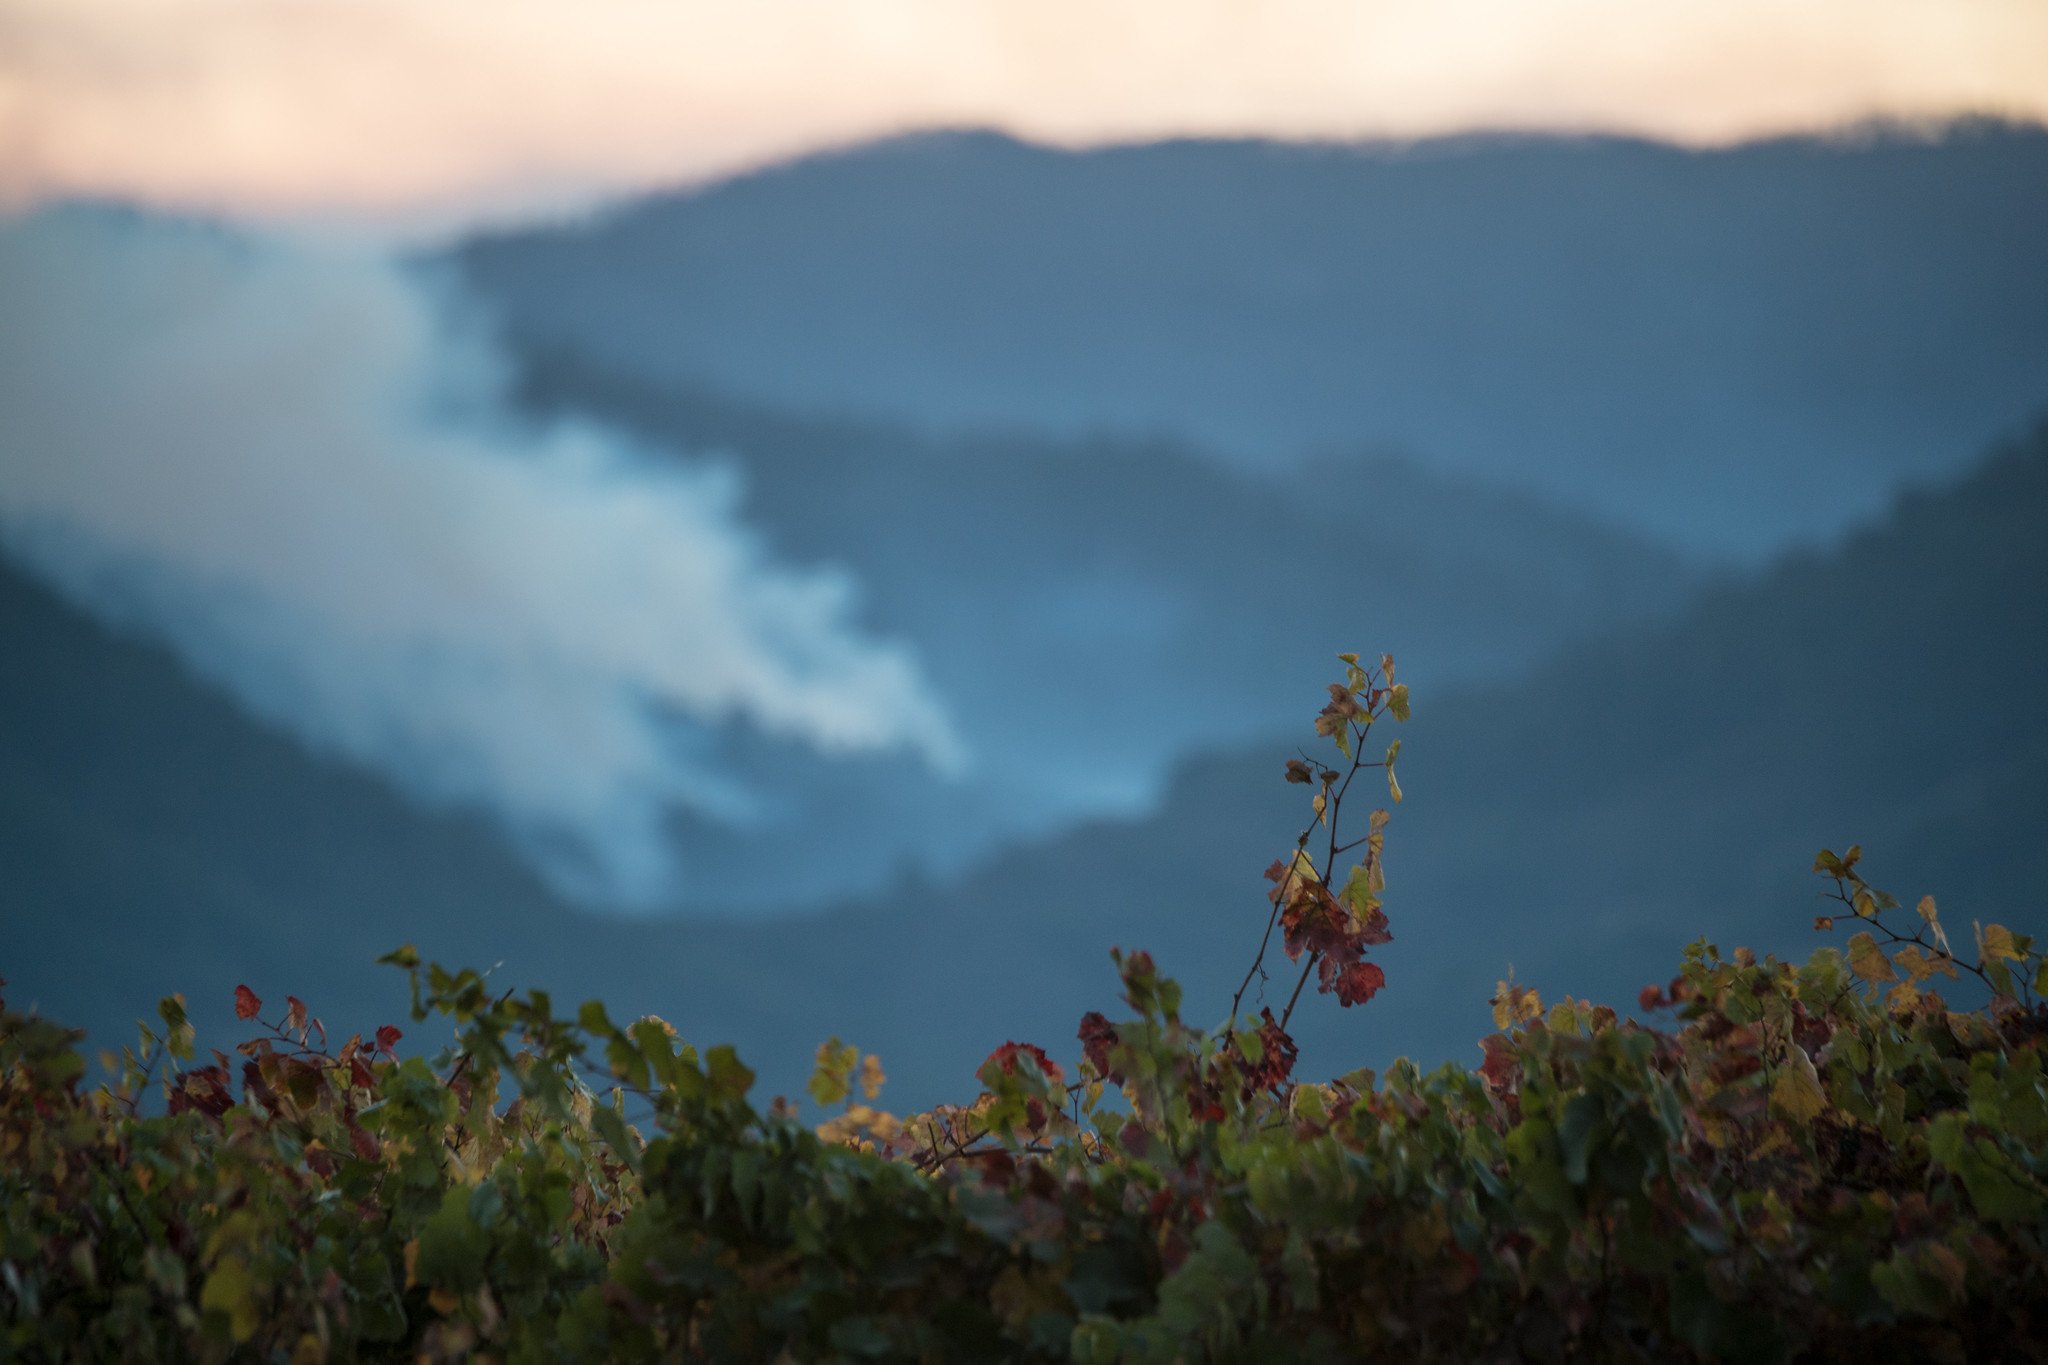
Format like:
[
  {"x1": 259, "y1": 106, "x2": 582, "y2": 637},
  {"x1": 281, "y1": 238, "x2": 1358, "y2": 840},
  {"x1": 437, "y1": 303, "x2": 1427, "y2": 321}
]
[
  {"x1": 457, "y1": 122, "x2": 2048, "y2": 558},
  {"x1": 506, "y1": 358, "x2": 1696, "y2": 905},
  {"x1": 8, "y1": 426, "x2": 2038, "y2": 1110},
  {"x1": 0, "y1": 557, "x2": 582, "y2": 1047},
  {"x1": 834, "y1": 422, "x2": 2048, "y2": 1094}
]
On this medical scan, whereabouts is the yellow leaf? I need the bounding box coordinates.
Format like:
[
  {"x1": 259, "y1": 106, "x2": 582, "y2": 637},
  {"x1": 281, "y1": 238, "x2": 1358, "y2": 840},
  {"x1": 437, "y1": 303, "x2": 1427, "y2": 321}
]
[
  {"x1": 1491, "y1": 977, "x2": 1543, "y2": 1030},
  {"x1": 1853, "y1": 891, "x2": 1877, "y2": 918},
  {"x1": 1916, "y1": 894, "x2": 1939, "y2": 924},
  {"x1": 403, "y1": 1238, "x2": 420, "y2": 1290},
  {"x1": 1312, "y1": 791, "x2": 1327, "y2": 827},
  {"x1": 1887, "y1": 981, "x2": 1922, "y2": 1013},
  {"x1": 429, "y1": 1286, "x2": 462, "y2": 1315},
  {"x1": 1769, "y1": 1046, "x2": 1825, "y2": 1124},
  {"x1": 1698, "y1": 1111, "x2": 1739, "y2": 1149},
  {"x1": 1846, "y1": 932, "x2": 1896, "y2": 983},
  {"x1": 1386, "y1": 769, "x2": 1402, "y2": 804},
  {"x1": 1981, "y1": 923, "x2": 2022, "y2": 963},
  {"x1": 859, "y1": 1053, "x2": 886, "y2": 1102},
  {"x1": 201, "y1": 1258, "x2": 261, "y2": 1344},
  {"x1": 1892, "y1": 945, "x2": 1958, "y2": 983},
  {"x1": 1751, "y1": 1125, "x2": 1796, "y2": 1159}
]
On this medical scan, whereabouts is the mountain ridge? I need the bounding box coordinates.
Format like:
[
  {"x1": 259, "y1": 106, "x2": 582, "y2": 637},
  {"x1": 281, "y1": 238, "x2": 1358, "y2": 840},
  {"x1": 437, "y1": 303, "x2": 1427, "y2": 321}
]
[{"x1": 457, "y1": 119, "x2": 2048, "y2": 558}]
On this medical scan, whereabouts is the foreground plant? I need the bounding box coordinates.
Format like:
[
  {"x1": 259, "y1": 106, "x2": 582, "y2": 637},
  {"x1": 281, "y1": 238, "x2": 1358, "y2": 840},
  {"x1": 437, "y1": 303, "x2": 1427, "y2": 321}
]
[{"x1": 5, "y1": 654, "x2": 2047, "y2": 1362}]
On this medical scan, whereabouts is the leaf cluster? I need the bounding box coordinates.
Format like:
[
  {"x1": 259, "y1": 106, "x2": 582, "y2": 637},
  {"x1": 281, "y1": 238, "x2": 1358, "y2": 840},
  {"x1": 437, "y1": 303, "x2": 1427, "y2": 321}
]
[{"x1": 6, "y1": 658, "x2": 2048, "y2": 1361}]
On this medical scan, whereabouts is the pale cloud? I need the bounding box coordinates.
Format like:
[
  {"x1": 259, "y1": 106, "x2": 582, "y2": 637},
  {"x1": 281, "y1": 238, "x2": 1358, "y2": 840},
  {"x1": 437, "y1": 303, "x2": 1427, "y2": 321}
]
[{"x1": 0, "y1": 0, "x2": 2042, "y2": 233}]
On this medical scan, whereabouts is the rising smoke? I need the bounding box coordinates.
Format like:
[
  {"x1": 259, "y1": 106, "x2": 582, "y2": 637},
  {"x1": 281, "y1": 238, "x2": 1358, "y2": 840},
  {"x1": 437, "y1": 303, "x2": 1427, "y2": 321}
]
[{"x1": 0, "y1": 207, "x2": 961, "y2": 908}]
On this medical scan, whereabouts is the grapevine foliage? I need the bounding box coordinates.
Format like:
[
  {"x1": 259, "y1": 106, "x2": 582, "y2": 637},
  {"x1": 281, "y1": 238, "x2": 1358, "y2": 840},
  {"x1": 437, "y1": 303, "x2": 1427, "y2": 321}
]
[{"x1": 5, "y1": 654, "x2": 2048, "y2": 1361}]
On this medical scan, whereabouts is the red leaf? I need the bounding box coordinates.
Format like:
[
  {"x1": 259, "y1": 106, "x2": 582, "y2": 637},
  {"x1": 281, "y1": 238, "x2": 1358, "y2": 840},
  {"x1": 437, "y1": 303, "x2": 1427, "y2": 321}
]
[
  {"x1": 1077, "y1": 1012, "x2": 1120, "y2": 1081},
  {"x1": 1243, "y1": 1008, "x2": 1297, "y2": 1093},
  {"x1": 1332, "y1": 961, "x2": 1386, "y2": 1007},
  {"x1": 1185, "y1": 1080, "x2": 1225, "y2": 1124},
  {"x1": 982, "y1": 1040, "x2": 1065, "y2": 1088},
  {"x1": 1478, "y1": 1034, "x2": 1520, "y2": 1090},
  {"x1": 375, "y1": 1024, "x2": 402, "y2": 1055},
  {"x1": 1638, "y1": 984, "x2": 1667, "y2": 1012},
  {"x1": 234, "y1": 984, "x2": 262, "y2": 1021}
]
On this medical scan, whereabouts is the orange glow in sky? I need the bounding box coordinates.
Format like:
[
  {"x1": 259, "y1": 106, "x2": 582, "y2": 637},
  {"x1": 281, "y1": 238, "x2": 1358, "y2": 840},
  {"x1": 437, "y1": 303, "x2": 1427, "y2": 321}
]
[{"x1": 2, "y1": 0, "x2": 2045, "y2": 233}]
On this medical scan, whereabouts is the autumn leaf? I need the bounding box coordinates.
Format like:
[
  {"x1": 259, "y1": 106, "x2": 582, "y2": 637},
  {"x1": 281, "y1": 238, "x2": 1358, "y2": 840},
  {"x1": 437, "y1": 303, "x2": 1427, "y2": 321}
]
[
  {"x1": 1980, "y1": 923, "x2": 2022, "y2": 963},
  {"x1": 981, "y1": 1041, "x2": 1065, "y2": 1088},
  {"x1": 234, "y1": 984, "x2": 262, "y2": 1021},
  {"x1": 1491, "y1": 977, "x2": 1543, "y2": 1030},
  {"x1": 1331, "y1": 961, "x2": 1386, "y2": 1007},
  {"x1": 1770, "y1": 1045, "x2": 1826, "y2": 1124},
  {"x1": 375, "y1": 1024, "x2": 403, "y2": 1055},
  {"x1": 1846, "y1": 932, "x2": 1896, "y2": 983},
  {"x1": 808, "y1": 1037, "x2": 858, "y2": 1107},
  {"x1": 1077, "y1": 1012, "x2": 1120, "y2": 1081}
]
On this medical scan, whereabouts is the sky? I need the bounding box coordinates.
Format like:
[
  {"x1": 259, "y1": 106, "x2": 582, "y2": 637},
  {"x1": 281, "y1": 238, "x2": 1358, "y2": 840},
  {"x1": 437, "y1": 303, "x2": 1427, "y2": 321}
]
[
  {"x1": 2, "y1": 0, "x2": 2044, "y2": 235},
  {"x1": 1, "y1": 1, "x2": 2042, "y2": 911}
]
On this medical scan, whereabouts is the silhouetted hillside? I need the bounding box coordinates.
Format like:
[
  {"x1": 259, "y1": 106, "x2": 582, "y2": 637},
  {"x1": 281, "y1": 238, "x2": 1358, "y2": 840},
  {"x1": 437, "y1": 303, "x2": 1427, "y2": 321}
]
[
  {"x1": 458, "y1": 122, "x2": 2048, "y2": 557},
  {"x1": 856, "y1": 422, "x2": 2048, "y2": 1092},
  {"x1": 7, "y1": 427, "x2": 2040, "y2": 1108}
]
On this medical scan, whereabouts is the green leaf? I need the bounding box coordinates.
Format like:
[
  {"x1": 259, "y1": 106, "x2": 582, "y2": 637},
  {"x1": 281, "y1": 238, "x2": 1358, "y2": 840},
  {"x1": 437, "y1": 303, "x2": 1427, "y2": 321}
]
[
  {"x1": 808, "y1": 1038, "x2": 854, "y2": 1106},
  {"x1": 828, "y1": 1316, "x2": 898, "y2": 1356},
  {"x1": 1556, "y1": 1094, "x2": 1605, "y2": 1186},
  {"x1": 415, "y1": 1185, "x2": 489, "y2": 1290},
  {"x1": 156, "y1": 994, "x2": 195, "y2": 1062},
  {"x1": 705, "y1": 1044, "x2": 755, "y2": 1101},
  {"x1": 1386, "y1": 683, "x2": 1411, "y2": 722},
  {"x1": 1927, "y1": 1113, "x2": 2043, "y2": 1223},
  {"x1": 589, "y1": 1102, "x2": 640, "y2": 1171}
]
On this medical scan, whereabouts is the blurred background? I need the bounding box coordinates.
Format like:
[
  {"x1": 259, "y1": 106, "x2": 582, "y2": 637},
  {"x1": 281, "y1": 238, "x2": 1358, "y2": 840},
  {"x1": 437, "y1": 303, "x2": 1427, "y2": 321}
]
[{"x1": 2, "y1": 0, "x2": 2045, "y2": 1108}]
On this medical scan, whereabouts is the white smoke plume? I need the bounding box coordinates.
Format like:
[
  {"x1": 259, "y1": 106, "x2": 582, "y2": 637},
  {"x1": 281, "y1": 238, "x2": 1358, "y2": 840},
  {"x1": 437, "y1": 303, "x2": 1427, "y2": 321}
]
[{"x1": 0, "y1": 208, "x2": 961, "y2": 907}]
